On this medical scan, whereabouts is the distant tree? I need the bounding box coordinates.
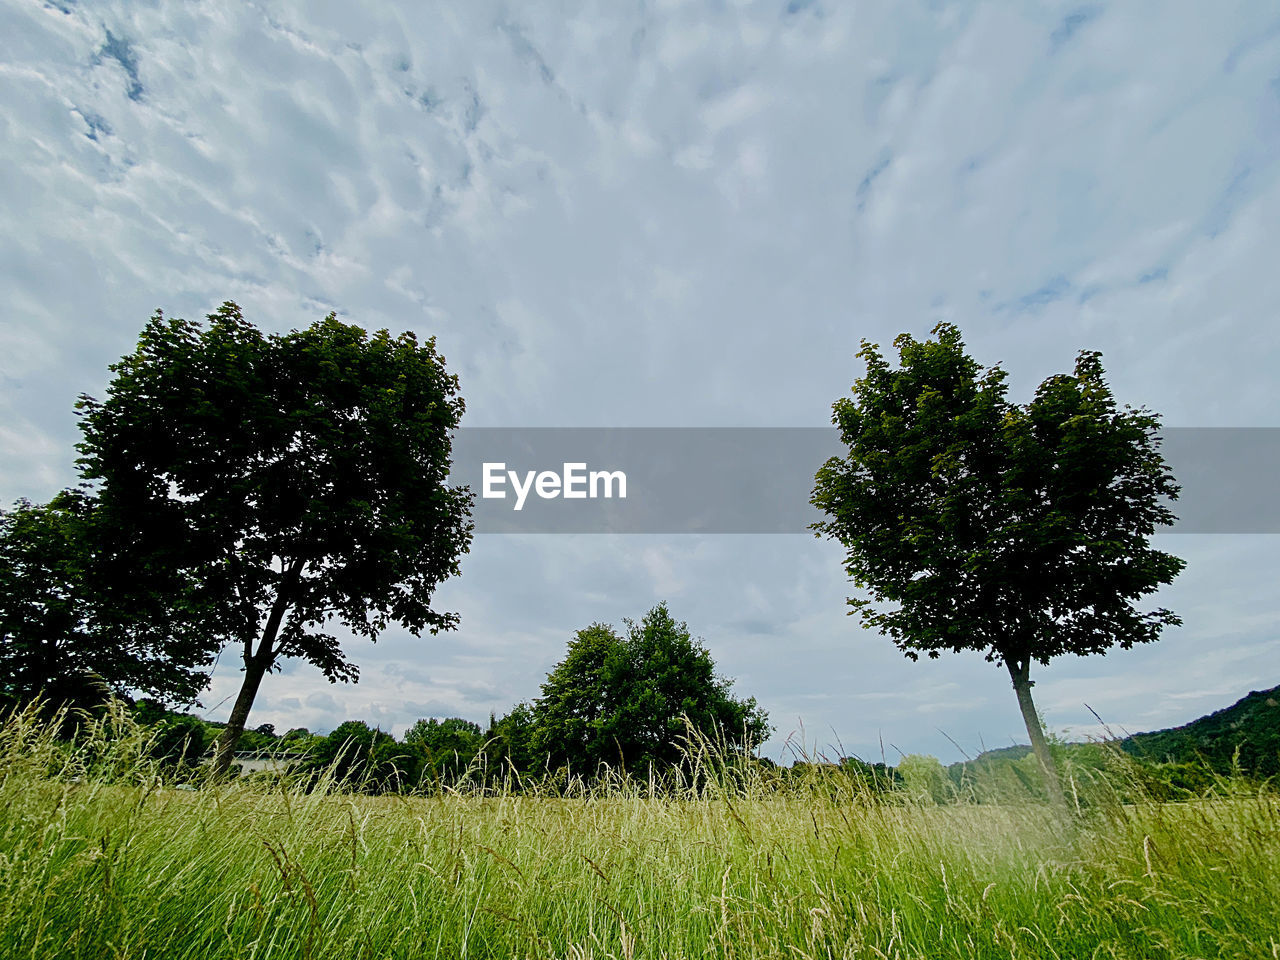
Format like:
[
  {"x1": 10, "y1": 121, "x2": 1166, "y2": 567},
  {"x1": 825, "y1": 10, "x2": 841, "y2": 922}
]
[
  {"x1": 897, "y1": 754, "x2": 951, "y2": 804},
  {"x1": 839, "y1": 757, "x2": 903, "y2": 794},
  {"x1": 131, "y1": 698, "x2": 171, "y2": 727},
  {"x1": 301, "y1": 720, "x2": 395, "y2": 785},
  {"x1": 0, "y1": 490, "x2": 207, "y2": 713},
  {"x1": 75, "y1": 303, "x2": 474, "y2": 775},
  {"x1": 530, "y1": 623, "x2": 624, "y2": 772},
  {"x1": 812, "y1": 324, "x2": 1185, "y2": 810},
  {"x1": 484, "y1": 703, "x2": 539, "y2": 781},
  {"x1": 531, "y1": 604, "x2": 770, "y2": 777},
  {"x1": 253, "y1": 723, "x2": 276, "y2": 738},
  {"x1": 368, "y1": 739, "x2": 430, "y2": 793},
  {"x1": 1115, "y1": 684, "x2": 1280, "y2": 779},
  {"x1": 236, "y1": 726, "x2": 280, "y2": 752},
  {"x1": 404, "y1": 717, "x2": 484, "y2": 780},
  {"x1": 148, "y1": 714, "x2": 210, "y2": 771}
]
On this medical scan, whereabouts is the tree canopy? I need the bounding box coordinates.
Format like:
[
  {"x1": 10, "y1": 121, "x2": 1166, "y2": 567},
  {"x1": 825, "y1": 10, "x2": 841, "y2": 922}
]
[
  {"x1": 74, "y1": 302, "x2": 473, "y2": 773},
  {"x1": 404, "y1": 716, "x2": 485, "y2": 780},
  {"x1": 530, "y1": 604, "x2": 770, "y2": 777},
  {"x1": 0, "y1": 489, "x2": 208, "y2": 712},
  {"x1": 812, "y1": 323, "x2": 1185, "y2": 807}
]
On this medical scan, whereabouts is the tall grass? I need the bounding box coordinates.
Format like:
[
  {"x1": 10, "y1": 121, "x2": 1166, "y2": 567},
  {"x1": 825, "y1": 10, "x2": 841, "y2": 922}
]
[{"x1": 0, "y1": 704, "x2": 1276, "y2": 959}]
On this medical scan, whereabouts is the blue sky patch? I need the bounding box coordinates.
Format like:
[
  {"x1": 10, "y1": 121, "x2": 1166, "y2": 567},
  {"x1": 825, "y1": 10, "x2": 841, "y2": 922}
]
[
  {"x1": 98, "y1": 29, "x2": 143, "y2": 102},
  {"x1": 1011, "y1": 275, "x2": 1072, "y2": 311},
  {"x1": 855, "y1": 150, "x2": 892, "y2": 214},
  {"x1": 1049, "y1": 7, "x2": 1100, "y2": 53}
]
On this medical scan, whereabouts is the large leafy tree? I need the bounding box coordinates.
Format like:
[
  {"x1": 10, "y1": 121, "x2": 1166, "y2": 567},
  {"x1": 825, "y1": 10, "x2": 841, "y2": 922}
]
[
  {"x1": 75, "y1": 302, "x2": 473, "y2": 774},
  {"x1": 0, "y1": 489, "x2": 208, "y2": 712},
  {"x1": 531, "y1": 604, "x2": 770, "y2": 777},
  {"x1": 812, "y1": 324, "x2": 1184, "y2": 808}
]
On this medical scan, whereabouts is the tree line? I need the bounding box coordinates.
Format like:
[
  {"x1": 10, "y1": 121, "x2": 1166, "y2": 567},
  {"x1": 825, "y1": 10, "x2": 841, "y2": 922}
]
[
  {"x1": 0, "y1": 304, "x2": 1188, "y2": 806},
  {"x1": 130, "y1": 601, "x2": 767, "y2": 790}
]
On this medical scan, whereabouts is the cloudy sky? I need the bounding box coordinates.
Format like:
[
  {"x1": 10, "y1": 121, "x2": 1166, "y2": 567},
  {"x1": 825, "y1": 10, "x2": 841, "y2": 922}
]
[{"x1": 3, "y1": 0, "x2": 1279, "y2": 764}]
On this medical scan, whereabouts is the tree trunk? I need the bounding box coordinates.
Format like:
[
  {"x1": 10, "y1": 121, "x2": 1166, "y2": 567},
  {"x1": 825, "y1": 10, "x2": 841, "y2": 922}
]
[
  {"x1": 1006, "y1": 658, "x2": 1069, "y2": 812},
  {"x1": 210, "y1": 656, "x2": 269, "y2": 777},
  {"x1": 209, "y1": 560, "x2": 302, "y2": 777}
]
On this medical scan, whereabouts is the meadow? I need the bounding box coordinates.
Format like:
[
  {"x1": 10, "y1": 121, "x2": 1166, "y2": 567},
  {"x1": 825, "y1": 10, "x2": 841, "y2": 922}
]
[{"x1": 0, "y1": 708, "x2": 1276, "y2": 960}]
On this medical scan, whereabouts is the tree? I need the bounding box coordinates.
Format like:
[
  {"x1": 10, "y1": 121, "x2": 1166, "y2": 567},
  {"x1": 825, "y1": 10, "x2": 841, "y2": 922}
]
[
  {"x1": 294, "y1": 720, "x2": 430, "y2": 793},
  {"x1": 531, "y1": 604, "x2": 770, "y2": 777},
  {"x1": 368, "y1": 737, "x2": 431, "y2": 793},
  {"x1": 300, "y1": 720, "x2": 395, "y2": 786},
  {"x1": 0, "y1": 490, "x2": 207, "y2": 713},
  {"x1": 839, "y1": 756, "x2": 903, "y2": 795},
  {"x1": 75, "y1": 303, "x2": 473, "y2": 775},
  {"x1": 281, "y1": 726, "x2": 313, "y2": 746},
  {"x1": 530, "y1": 622, "x2": 625, "y2": 772},
  {"x1": 484, "y1": 703, "x2": 539, "y2": 783},
  {"x1": 897, "y1": 754, "x2": 951, "y2": 804},
  {"x1": 148, "y1": 715, "x2": 210, "y2": 772},
  {"x1": 812, "y1": 324, "x2": 1184, "y2": 809},
  {"x1": 404, "y1": 717, "x2": 485, "y2": 781}
]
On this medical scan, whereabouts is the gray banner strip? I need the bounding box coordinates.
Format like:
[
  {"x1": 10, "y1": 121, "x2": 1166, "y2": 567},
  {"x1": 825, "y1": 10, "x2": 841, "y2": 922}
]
[{"x1": 448, "y1": 428, "x2": 1280, "y2": 534}]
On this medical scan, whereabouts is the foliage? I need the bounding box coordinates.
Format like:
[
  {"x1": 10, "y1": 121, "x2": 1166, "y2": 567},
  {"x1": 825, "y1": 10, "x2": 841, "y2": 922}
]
[
  {"x1": 947, "y1": 684, "x2": 1280, "y2": 802},
  {"x1": 838, "y1": 756, "x2": 903, "y2": 794},
  {"x1": 73, "y1": 302, "x2": 473, "y2": 771},
  {"x1": 812, "y1": 323, "x2": 1185, "y2": 805},
  {"x1": 897, "y1": 753, "x2": 952, "y2": 804},
  {"x1": 404, "y1": 716, "x2": 485, "y2": 781},
  {"x1": 297, "y1": 720, "x2": 397, "y2": 787},
  {"x1": 484, "y1": 702, "x2": 540, "y2": 781},
  {"x1": 530, "y1": 604, "x2": 770, "y2": 777},
  {"x1": 131, "y1": 699, "x2": 171, "y2": 728},
  {"x1": 281, "y1": 726, "x2": 313, "y2": 747},
  {"x1": 234, "y1": 724, "x2": 288, "y2": 754},
  {"x1": 0, "y1": 491, "x2": 208, "y2": 711},
  {"x1": 367, "y1": 738, "x2": 431, "y2": 793},
  {"x1": 812, "y1": 322, "x2": 1184, "y2": 667},
  {"x1": 147, "y1": 715, "x2": 209, "y2": 771},
  {"x1": 1121, "y1": 684, "x2": 1280, "y2": 778}
]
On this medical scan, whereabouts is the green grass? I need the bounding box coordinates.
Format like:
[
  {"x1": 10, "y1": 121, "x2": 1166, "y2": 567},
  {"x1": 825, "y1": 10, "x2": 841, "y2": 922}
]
[{"x1": 1, "y1": 708, "x2": 1277, "y2": 959}]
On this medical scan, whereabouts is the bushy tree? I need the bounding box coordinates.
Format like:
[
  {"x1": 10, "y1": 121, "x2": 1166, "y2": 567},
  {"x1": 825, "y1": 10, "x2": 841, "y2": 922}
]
[
  {"x1": 300, "y1": 720, "x2": 395, "y2": 786},
  {"x1": 897, "y1": 754, "x2": 951, "y2": 804},
  {"x1": 0, "y1": 490, "x2": 207, "y2": 712},
  {"x1": 839, "y1": 757, "x2": 903, "y2": 794},
  {"x1": 531, "y1": 604, "x2": 770, "y2": 777},
  {"x1": 75, "y1": 303, "x2": 473, "y2": 774},
  {"x1": 812, "y1": 324, "x2": 1185, "y2": 809},
  {"x1": 368, "y1": 739, "x2": 431, "y2": 793},
  {"x1": 148, "y1": 715, "x2": 210, "y2": 771},
  {"x1": 131, "y1": 698, "x2": 171, "y2": 727},
  {"x1": 404, "y1": 717, "x2": 484, "y2": 781},
  {"x1": 281, "y1": 727, "x2": 313, "y2": 747},
  {"x1": 530, "y1": 623, "x2": 624, "y2": 771},
  {"x1": 484, "y1": 703, "x2": 539, "y2": 781}
]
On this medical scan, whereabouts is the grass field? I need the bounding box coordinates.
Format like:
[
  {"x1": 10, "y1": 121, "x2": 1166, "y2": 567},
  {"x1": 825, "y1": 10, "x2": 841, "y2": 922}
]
[{"x1": 1, "y1": 710, "x2": 1277, "y2": 959}]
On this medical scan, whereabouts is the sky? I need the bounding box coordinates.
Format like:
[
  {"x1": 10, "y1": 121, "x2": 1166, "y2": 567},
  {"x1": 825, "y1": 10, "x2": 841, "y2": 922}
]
[{"x1": 2, "y1": 0, "x2": 1279, "y2": 764}]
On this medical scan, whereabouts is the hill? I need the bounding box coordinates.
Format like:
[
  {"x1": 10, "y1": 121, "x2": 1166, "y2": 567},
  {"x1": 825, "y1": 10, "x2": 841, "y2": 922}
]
[
  {"x1": 948, "y1": 683, "x2": 1280, "y2": 786},
  {"x1": 1119, "y1": 684, "x2": 1280, "y2": 777}
]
